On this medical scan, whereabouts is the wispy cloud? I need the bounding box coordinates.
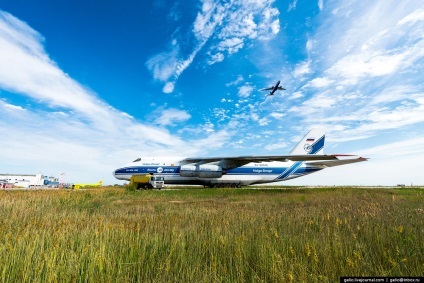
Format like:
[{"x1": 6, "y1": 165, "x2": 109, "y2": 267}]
[
  {"x1": 293, "y1": 60, "x2": 311, "y2": 79},
  {"x1": 318, "y1": 0, "x2": 323, "y2": 11},
  {"x1": 287, "y1": 0, "x2": 298, "y2": 12},
  {"x1": 284, "y1": 0, "x2": 424, "y2": 142},
  {"x1": 225, "y1": 75, "x2": 244, "y2": 87},
  {"x1": 238, "y1": 84, "x2": 254, "y2": 98},
  {"x1": 0, "y1": 11, "x2": 232, "y2": 183},
  {"x1": 0, "y1": 14, "x2": 109, "y2": 127},
  {"x1": 154, "y1": 108, "x2": 191, "y2": 126},
  {"x1": 146, "y1": 0, "x2": 280, "y2": 93}
]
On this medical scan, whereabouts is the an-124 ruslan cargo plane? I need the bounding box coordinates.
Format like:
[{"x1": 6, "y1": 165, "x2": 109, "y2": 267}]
[{"x1": 113, "y1": 129, "x2": 367, "y2": 187}]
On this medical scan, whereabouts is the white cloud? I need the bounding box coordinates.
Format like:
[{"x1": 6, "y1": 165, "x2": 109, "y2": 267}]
[
  {"x1": 146, "y1": 38, "x2": 205, "y2": 94},
  {"x1": 293, "y1": 60, "x2": 311, "y2": 78},
  {"x1": 155, "y1": 108, "x2": 191, "y2": 126},
  {"x1": 216, "y1": 37, "x2": 244, "y2": 54},
  {"x1": 289, "y1": 91, "x2": 304, "y2": 100},
  {"x1": 146, "y1": 0, "x2": 281, "y2": 92},
  {"x1": 162, "y1": 82, "x2": 175, "y2": 93},
  {"x1": 359, "y1": 136, "x2": 424, "y2": 158},
  {"x1": 2, "y1": 101, "x2": 25, "y2": 111},
  {"x1": 397, "y1": 9, "x2": 424, "y2": 25},
  {"x1": 306, "y1": 39, "x2": 313, "y2": 52},
  {"x1": 288, "y1": 0, "x2": 297, "y2": 12},
  {"x1": 265, "y1": 141, "x2": 289, "y2": 151},
  {"x1": 208, "y1": 52, "x2": 224, "y2": 64},
  {"x1": 352, "y1": 104, "x2": 424, "y2": 134},
  {"x1": 258, "y1": 117, "x2": 269, "y2": 126},
  {"x1": 0, "y1": 11, "x2": 234, "y2": 184},
  {"x1": 326, "y1": 48, "x2": 416, "y2": 85},
  {"x1": 318, "y1": 0, "x2": 324, "y2": 11},
  {"x1": 288, "y1": 90, "x2": 340, "y2": 117},
  {"x1": 0, "y1": 13, "x2": 117, "y2": 129},
  {"x1": 193, "y1": 0, "x2": 223, "y2": 42},
  {"x1": 286, "y1": 0, "x2": 424, "y2": 146},
  {"x1": 370, "y1": 85, "x2": 421, "y2": 105},
  {"x1": 270, "y1": 112, "x2": 286, "y2": 120},
  {"x1": 145, "y1": 48, "x2": 179, "y2": 82},
  {"x1": 308, "y1": 77, "x2": 333, "y2": 88},
  {"x1": 313, "y1": 0, "x2": 424, "y2": 70},
  {"x1": 238, "y1": 84, "x2": 254, "y2": 98},
  {"x1": 213, "y1": 108, "x2": 230, "y2": 122},
  {"x1": 193, "y1": 129, "x2": 232, "y2": 150},
  {"x1": 226, "y1": 75, "x2": 244, "y2": 87},
  {"x1": 202, "y1": 121, "x2": 215, "y2": 133}
]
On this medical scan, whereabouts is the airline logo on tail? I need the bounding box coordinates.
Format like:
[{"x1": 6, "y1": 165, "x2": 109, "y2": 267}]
[{"x1": 304, "y1": 144, "x2": 313, "y2": 153}]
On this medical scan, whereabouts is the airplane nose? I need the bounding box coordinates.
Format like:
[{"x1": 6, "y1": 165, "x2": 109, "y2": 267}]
[{"x1": 113, "y1": 168, "x2": 127, "y2": 180}]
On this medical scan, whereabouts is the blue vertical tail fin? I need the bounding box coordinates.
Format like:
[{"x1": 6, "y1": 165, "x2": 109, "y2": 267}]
[{"x1": 289, "y1": 129, "x2": 325, "y2": 155}]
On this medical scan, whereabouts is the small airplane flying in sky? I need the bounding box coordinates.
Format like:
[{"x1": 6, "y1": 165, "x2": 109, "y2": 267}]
[
  {"x1": 113, "y1": 129, "x2": 368, "y2": 188},
  {"x1": 261, "y1": 80, "x2": 286, "y2": 96}
]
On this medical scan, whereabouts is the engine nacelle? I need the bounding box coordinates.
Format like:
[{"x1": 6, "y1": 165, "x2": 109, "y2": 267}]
[
  {"x1": 180, "y1": 164, "x2": 223, "y2": 178},
  {"x1": 198, "y1": 165, "x2": 223, "y2": 178},
  {"x1": 180, "y1": 165, "x2": 198, "y2": 177}
]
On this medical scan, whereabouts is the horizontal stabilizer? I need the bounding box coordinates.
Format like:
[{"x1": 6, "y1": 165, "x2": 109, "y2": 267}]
[{"x1": 306, "y1": 157, "x2": 368, "y2": 168}]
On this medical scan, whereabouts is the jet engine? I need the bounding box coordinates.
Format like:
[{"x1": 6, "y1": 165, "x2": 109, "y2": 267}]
[
  {"x1": 180, "y1": 165, "x2": 197, "y2": 177},
  {"x1": 180, "y1": 164, "x2": 223, "y2": 178}
]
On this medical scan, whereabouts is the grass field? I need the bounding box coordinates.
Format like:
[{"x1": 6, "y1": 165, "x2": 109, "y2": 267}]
[{"x1": 0, "y1": 186, "x2": 423, "y2": 282}]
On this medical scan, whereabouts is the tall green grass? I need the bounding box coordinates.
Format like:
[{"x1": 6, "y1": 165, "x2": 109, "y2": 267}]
[{"x1": 0, "y1": 187, "x2": 422, "y2": 282}]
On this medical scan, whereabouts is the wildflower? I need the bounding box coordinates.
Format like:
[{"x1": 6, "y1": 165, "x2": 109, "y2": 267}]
[
  {"x1": 286, "y1": 272, "x2": 294, "y2": 282},
  {"x1": 353, "y1": 250, "x2": 361, "y2": 260},
  {"x1": 219, "y1": 235, "x2": 226, "y2": 247},
  {"x1": 313, "y1": 249, "x2": 319, "y2": 264},
  {"x1": 289, "y1": 246, "x2": 295, "y2": 257},
  {"x1": 273, "y1": 229, "x2": 279, "y2": 238},
  {"x1": 305, "y1": 243, "x2": 311, "y2": 257},
  {"x1": 388, "y1": 257, "x2": 397, "y2": 268},
  {"x1": 346, "y1": 257, "x2": 354, "y2": 268}
]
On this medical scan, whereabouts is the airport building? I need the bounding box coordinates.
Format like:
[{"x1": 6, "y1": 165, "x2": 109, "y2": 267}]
[{"x1": 0, "y1": 174, "x2": 59, "y2": 188}]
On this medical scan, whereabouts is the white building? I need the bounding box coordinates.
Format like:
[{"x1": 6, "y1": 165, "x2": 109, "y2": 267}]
[{"x1": 0, "y1": 174, "x2": 59, "y2": 188}]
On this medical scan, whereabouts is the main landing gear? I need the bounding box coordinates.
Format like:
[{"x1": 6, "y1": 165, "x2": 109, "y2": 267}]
[{"x1": 206, "y1": 183, "x2": 242, "y2": 188}]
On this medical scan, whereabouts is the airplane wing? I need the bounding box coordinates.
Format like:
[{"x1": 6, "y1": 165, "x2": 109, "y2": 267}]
[
  {"x1": 277, "y1": 87, "x2": 286, "y2": 90},
  {"x1": 181, "y1": 154, "x2": 354, "y2": 170},
  {"x1": 261, "y1": 87, "x2": 274, "y2": 91},
  {"x1": 306, "y1": 157, "x2": 368, "y2": 168}
]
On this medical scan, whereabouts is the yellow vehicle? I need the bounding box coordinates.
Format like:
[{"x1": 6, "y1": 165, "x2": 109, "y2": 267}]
[
  {"x1": 73, "y1": 180, "x2": 103, "y2": 190},
  {"x1": 130, "y1": 175, "x2": 164, "y2": 190}
]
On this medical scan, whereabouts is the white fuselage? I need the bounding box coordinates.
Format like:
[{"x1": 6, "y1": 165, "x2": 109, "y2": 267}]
[{"x1": 113, "y1": 157, "x2": 322, "y2": 186}]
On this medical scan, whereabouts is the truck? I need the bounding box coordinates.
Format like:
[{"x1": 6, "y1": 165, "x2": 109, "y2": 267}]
[{"x1": 130, "y1": 174, "x2": 164, "y2": 190}]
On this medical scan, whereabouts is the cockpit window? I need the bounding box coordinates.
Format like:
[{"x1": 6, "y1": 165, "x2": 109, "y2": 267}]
[{"x1": 132, "y1": 158, "x2": 141, "y2": 162}]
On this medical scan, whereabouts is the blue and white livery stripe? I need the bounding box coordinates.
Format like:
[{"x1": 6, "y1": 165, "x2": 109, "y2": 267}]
[
  {"x1": 276, "y1": 161, "x2": 303, "y2": 180},
  {"x1": 275, "y1": 134, "x2": 324, "y2": 181}
]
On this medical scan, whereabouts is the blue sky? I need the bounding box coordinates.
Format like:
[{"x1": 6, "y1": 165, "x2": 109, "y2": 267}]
[{"x1": 1, "y1": 0, "x2": 423, "y2": 185}]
